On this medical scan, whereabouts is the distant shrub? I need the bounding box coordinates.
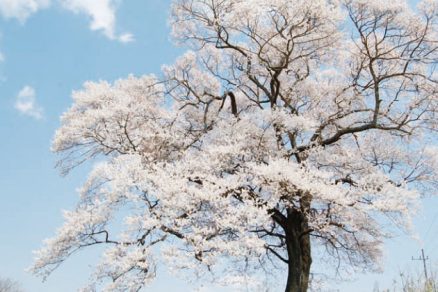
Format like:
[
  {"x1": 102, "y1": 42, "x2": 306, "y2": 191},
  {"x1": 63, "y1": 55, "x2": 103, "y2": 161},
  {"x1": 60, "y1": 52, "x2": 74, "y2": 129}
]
[{"x1": 0, "y1": 277, "x2": 23, "y2": 292}]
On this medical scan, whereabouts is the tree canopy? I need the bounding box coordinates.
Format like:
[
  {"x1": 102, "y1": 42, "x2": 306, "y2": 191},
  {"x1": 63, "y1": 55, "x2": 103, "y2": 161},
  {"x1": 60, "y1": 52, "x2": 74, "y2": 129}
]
[{"x1": 31, "y1": 0, "x2": 438, "y2": 291}]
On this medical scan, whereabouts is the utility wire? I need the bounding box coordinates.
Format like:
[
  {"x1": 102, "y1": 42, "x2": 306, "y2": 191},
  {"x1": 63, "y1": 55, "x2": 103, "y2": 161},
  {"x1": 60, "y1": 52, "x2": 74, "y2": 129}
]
[{"x1": 424, "y1": 211, "x2": 438, "y2": 241}]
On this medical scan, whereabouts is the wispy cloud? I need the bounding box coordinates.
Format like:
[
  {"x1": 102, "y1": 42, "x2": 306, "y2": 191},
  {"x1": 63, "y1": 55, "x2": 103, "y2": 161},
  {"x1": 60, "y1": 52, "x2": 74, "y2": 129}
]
[
  {"x1": 0, "y1": 0, "x2": 133, "y2": 42},
  {"x1": 14, "y1": 85, "x2": 44, "y2": 120},
  {"x1": 61, "y1": 0, "x2": 124, "y2": 41},
  {"x1": 0, "y1": 32, "x2": 4, "y2": 62},
  {"x1": 0, "y1": 0, "x2": 50, "y2": 23},
  {"x1": 118, "y1": 32, "x2": 134, "y2": 43}
]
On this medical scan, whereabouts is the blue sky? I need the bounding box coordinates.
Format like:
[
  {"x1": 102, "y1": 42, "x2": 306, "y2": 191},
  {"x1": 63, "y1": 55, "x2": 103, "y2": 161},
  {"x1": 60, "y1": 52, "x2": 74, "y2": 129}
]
[{"x1": 0, "y1": 1, "x2": 436, "y2": 291}]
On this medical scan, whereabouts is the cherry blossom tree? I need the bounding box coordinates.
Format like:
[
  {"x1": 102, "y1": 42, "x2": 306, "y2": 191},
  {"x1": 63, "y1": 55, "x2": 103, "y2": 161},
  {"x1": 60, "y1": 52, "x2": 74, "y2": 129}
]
[{"x1": 31, "y1": 0, "x2": 438, "y2": 291}]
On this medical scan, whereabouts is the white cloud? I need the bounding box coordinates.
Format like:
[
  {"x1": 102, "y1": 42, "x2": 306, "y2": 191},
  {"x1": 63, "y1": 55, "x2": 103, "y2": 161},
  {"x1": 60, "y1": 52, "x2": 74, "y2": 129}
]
[
  {"x1": 118, "y1": 32, "x2": 134, "y2": 43},
  {"x1": 0, "y1": 0, "x2": 133, "y2": 42},
  {"x1": 60, "y1": 0, "x2": 133, "y2": 42},
  {"x1": 14, "y1": 85, "x2": 44, "y2": 120},
  {"x1": 0, "y1": 32, "x2": 4, "y2": 62},
  {"x1": 0, "y1": 0, "x2": 50, "y2": 23}
]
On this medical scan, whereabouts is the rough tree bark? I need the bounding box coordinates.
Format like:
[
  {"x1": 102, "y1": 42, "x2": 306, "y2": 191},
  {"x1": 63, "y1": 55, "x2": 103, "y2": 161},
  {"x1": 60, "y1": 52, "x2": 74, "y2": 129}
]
[
  {"x1": 284, "y1": 217, "x2": 311, "y2": 292},
  {"x1": 279, "y1": 193, "x2": 312, "y2": 292}
]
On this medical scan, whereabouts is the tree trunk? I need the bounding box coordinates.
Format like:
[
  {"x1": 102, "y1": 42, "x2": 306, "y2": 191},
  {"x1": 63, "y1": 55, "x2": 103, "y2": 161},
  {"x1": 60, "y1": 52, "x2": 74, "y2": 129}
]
[{"x1": 284, "y1": 206, "x2": 312, "y2": 292}]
